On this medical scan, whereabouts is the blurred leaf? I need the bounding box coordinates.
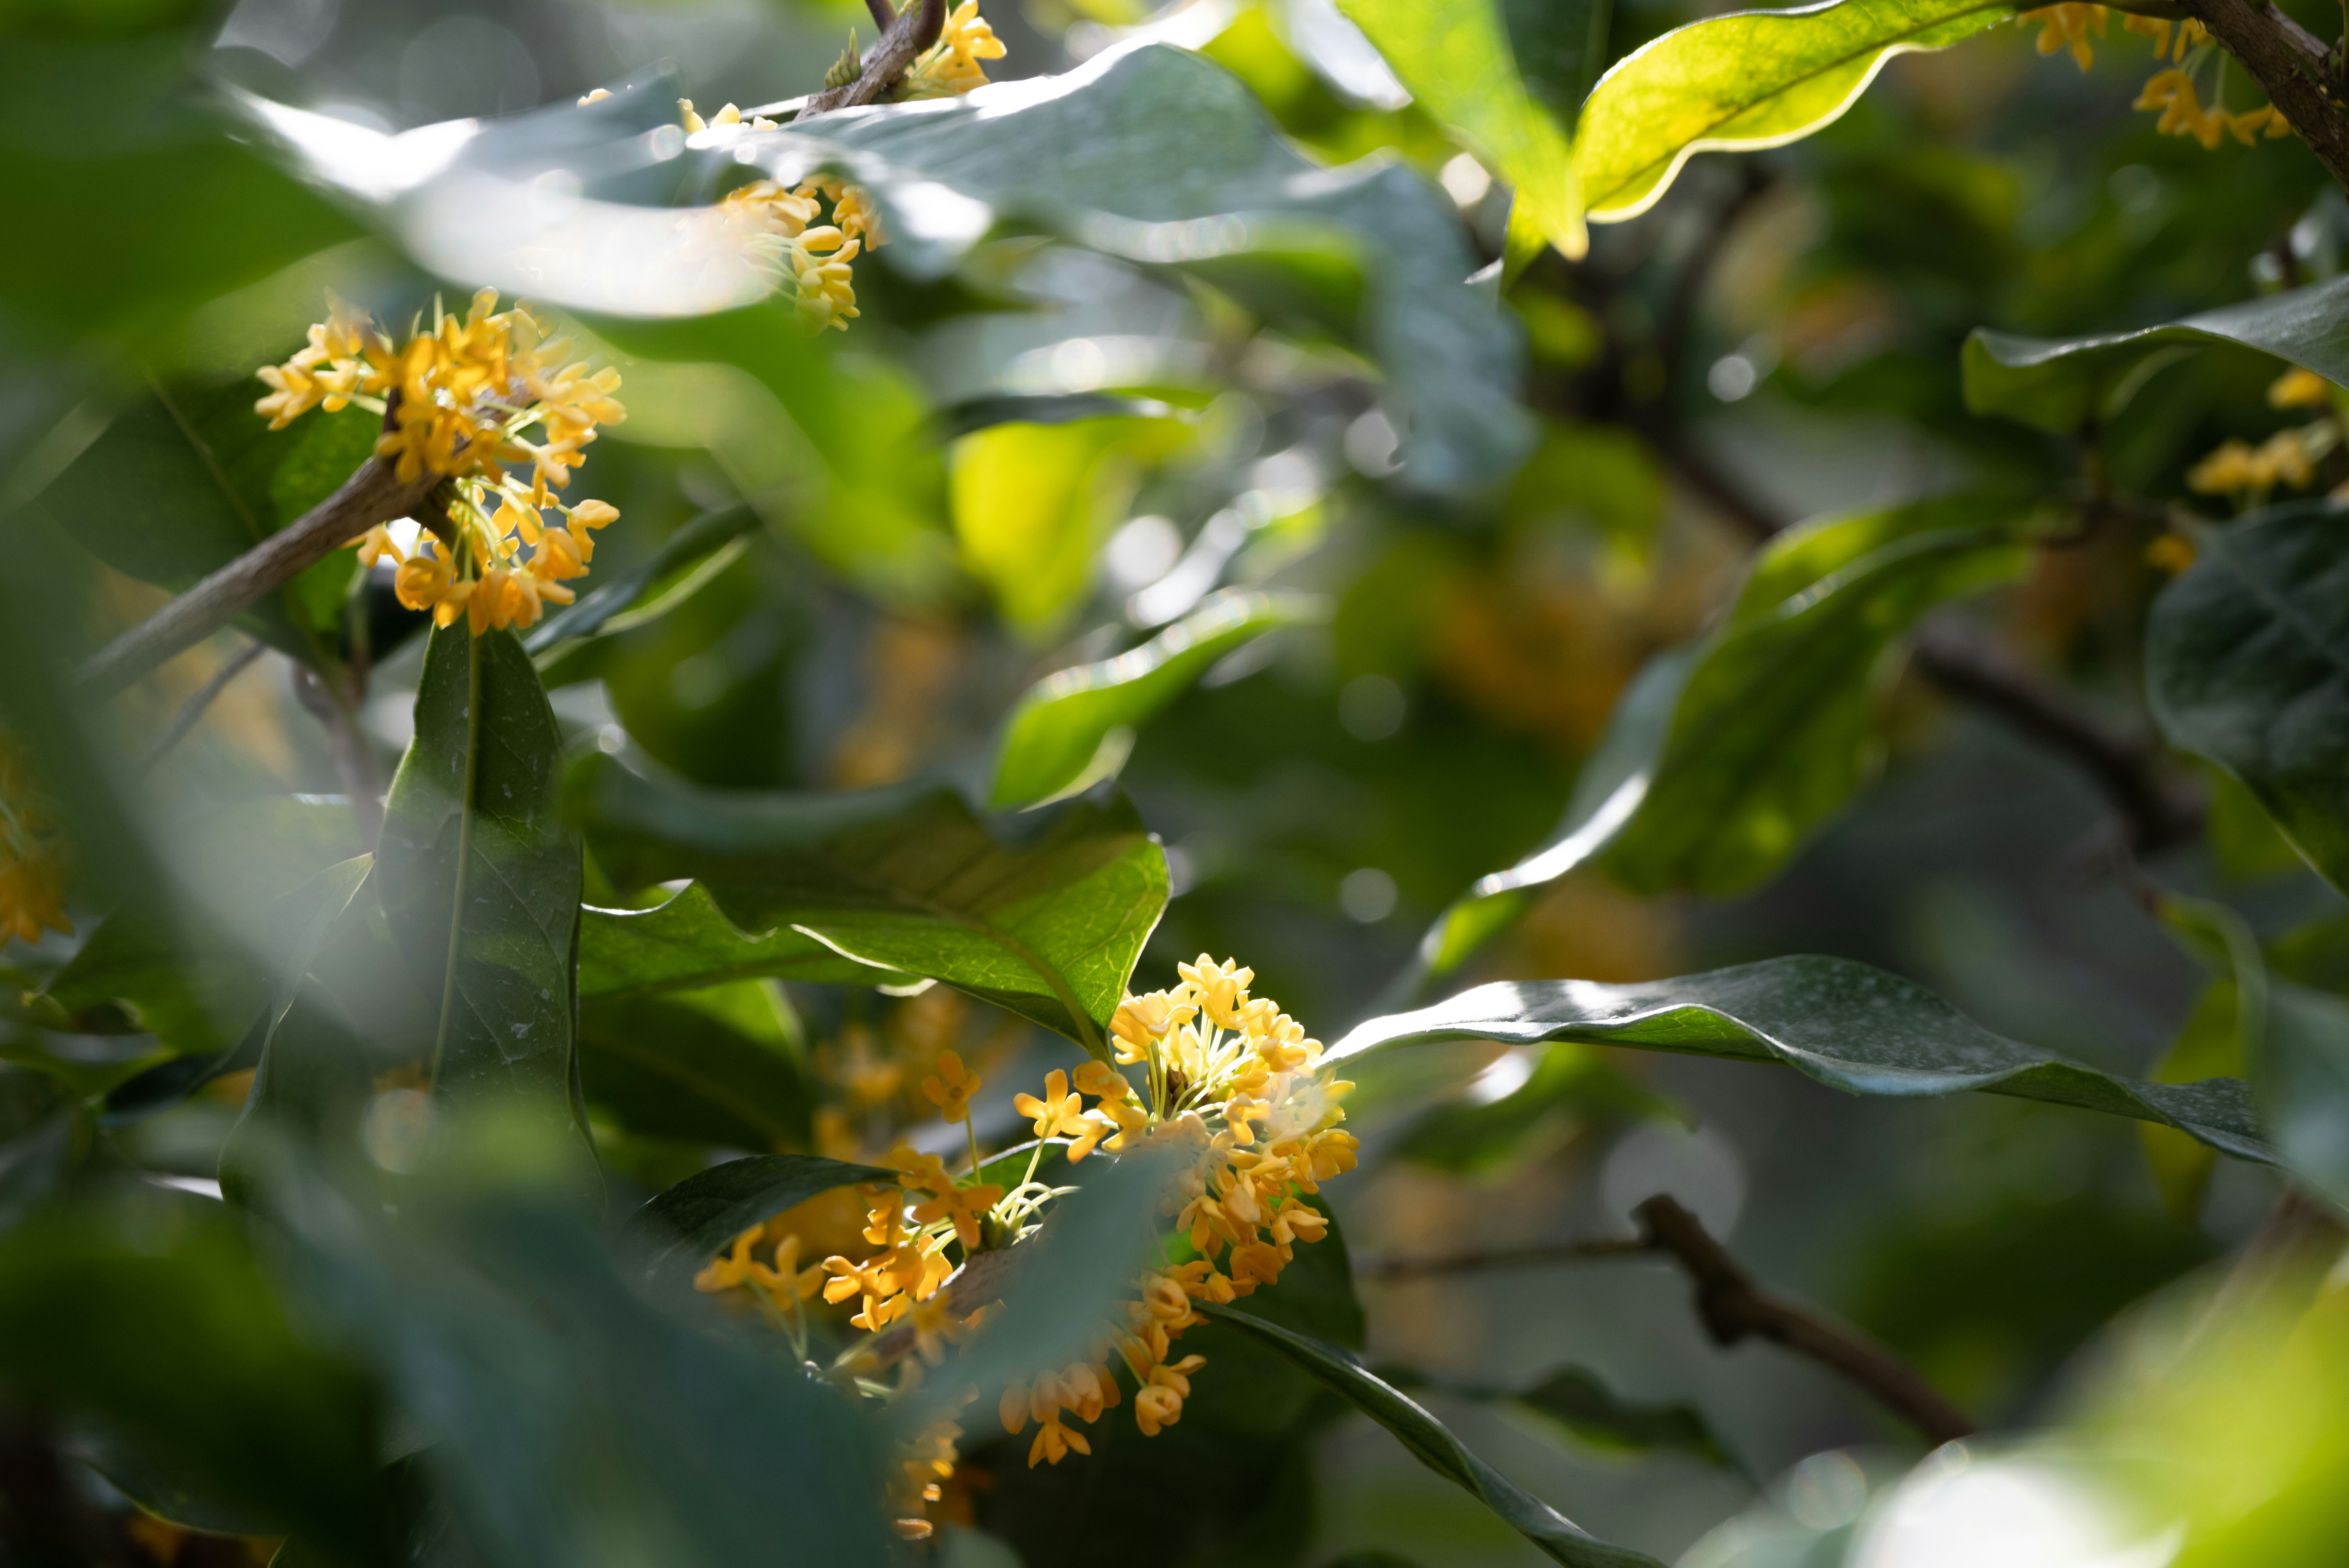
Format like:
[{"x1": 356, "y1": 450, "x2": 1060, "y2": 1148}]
[
  {"x1": 267, "y1": 1153, "x2": 893, "y2": 1568},
  {"x1": 992, "y1": 589, "x2": 1319, "y2": 807},
  {"x1": 579, "y1": 882, "x2": 902, "y2": 1003},
  {"x1": 1394, "y1": 1041, "x2": 1681, "y2": 1175},
  {"x1": 567, "y1": 757, "x2": 1167, "y2": 1053},
  {"x1": 1196, "y1": 1303, "x2": 1665, "y2": 1568},
  {"x1": 41, "y1": 905, "x2": 256, "y2": 1060},
  {"x1": 1964, "y1": 274, "x2": 2349, "y2": 435},
  {"x1": 73, "y1": 1423, "x2": 288, "y2": 1536},
  {"x1": 1504, "y1": 1367, "x2": 1736, "y2": 1469},
  {"x1": 579, "y1": 982, "x2": 810, "y2": 1151},
  {"x1": 524, "y1": 503, "x2": 758, "y2": 657},
  {"x1": 0, "y1": 1190, "x2": 387, "y2": 1561},
  {"x1": 1601, "y1": 494, "x2": 2030, "y2": 894},
  {"x1": 1336, "y1": 0, "x2": 1587, "y2": 255},
  {"x1": 1331, "y1": 956, "x2": 2279, "y2": 1160},
  {"x1": 1504, "y1": 422, "x2": 1662, "y2": 562},
  {"x1": 1573, "y1": 0, "x2": 2007, "y2": 222},
  {"x1": 634, "y1": 1152, "x2": 896, "y2": 1282},
  {"x1": 0, "y1": 1108, "x2": 80, "y2": 1229},
  {"x1": 2141, "y1": 892, "x2": 2267, "y2": 1221},
  {"x1": 2259, "y1": 977, "x2": 2349, "y2": 1211},
  {"x1": 2149, "y1": 500, "x2": 2349, "y2": 896},
  {"x1": 941, "y1": 392, "x2": 1186, "y2": 439},
  {"x1": 954, "y1": 415, "x2": 1193, "y2": 640},
  {"x1": 375, "y1": 627, "x2": 585, "y2": 1139}
]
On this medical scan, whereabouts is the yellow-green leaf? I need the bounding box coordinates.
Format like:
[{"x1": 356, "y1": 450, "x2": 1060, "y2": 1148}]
[{"x1": 1574, "y1": 0, "x2": 2010, "y2": 223}]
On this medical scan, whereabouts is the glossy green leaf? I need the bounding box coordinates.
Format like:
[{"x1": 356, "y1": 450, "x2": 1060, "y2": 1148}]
[
  {"x1": 1196, "y1": 1304, "x2": 1665, "y2": 1568},
  {"x1": 579, "y1": 982, "x2": 811, "y2": 1151},
  {"x1": 1964, "y1": 274, "x2": 2349, "y2": 436},
  {"x1": 579, "y1": 882, "x2": 901, "y2": 1003},
  {"x1": 634, "y1": 1152, "x2": 898, "y2": 1282},
  {"x1": 953, "y1": 415, "x2": 1194, "y2": 640},
  {"x1": 1574, "y1": 0, "x2": 2009, "y2": 222},
  {"x1": 524, "y1": 503, "x2": 758, "y2": 657},
  {"x1": 2148, "y1": 500, "x2": 2349, "y2": 896},
  {"x1": 992, "y1": 589, "x2": 1318, "y2": 808},
  {"x1": 375, "y1": 627, "x2": 585, "y2": 1137},
  {"x1": 567, "y1": 757, "x2": 1167, "y2": 1054},
  {"x1": 1331, "y1": 956, "x2": 2278, "y2": 1162},
  {"x1": 1337, "y1": 0, "x2": 1587, "y2": 255}
]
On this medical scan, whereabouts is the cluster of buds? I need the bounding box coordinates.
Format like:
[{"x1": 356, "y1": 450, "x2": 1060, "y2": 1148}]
[
  {"x1": 0, "y1": 734, "x2": 69, "y2": 948},
  {"x1": 2018, "y1": 6, "x2": 2290, "y2": 148},
  {"x1": 256, "y1": 290, "x2": 627, "y2": 636},
  {"x1": 718, "y1": 174, "x2": 888, "y2": 333}
]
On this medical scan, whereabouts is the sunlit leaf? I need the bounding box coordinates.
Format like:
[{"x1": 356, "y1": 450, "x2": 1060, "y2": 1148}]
[
  {"x1": 1574, "y1": 0, "x2": 2009, "y2": 222},
  {"x1": 1197, "y1": 1304, "x2": 1665, "y2": 1568},
  {"x1": 375, "y1": 627, "x2": 586, "y2": 1140},
  {"x1": 567, "y1": 758, "x2": 1167, "y2": 1054},
  {"x1": 2149, "y1": 500, "x2": 2349, "y2": 896},
  {"x1": 991, "y1": 588, "x2": 1319, "y2": 808},
  {"x1": 1964, "y1": 274, "x2": 2349, "y2": 435},
  {"x1": 1331, "y1": 956, "x2": 2278, "y2": 1160},
  {"x1": 579, "y1": 882, "x2": 902, "y2": 1003}
]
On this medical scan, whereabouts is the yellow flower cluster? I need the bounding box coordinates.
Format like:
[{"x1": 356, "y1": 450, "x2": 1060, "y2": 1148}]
[
  {"x1": 719, "y1": 174, "x2": 888, "y2": 334},
  {"x1": 899, "y1": 0, "x2": 1008, "y2": 98},
  {"x1": 256, "y1": 290, "x2": 627, "y2": 637},
  {"x1": 2187, "y1": 367, "x2": 2345, "y2": 504},
  {"x1": 0, "y1": 734, "x2": 70, "y2": 948},
  {"x1": 692, "y1": 955, "x2": 1356, "y2": 1540},
  {"x1": 2019, "y1": 6, "x2": 2288, "y2": 147}
]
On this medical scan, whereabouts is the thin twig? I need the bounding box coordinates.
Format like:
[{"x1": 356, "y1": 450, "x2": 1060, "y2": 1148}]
[
  {"x1": 135, "y1": 637, "x2": 267, "y2": 775},
  {"x1": 76, "y1": 456, "x2": 437, "y2": 698},
  {"x1": 1909, "y1": 617, "x2": 2205, "y2": 851},
  {"x1": 2185, "y1": 0, "x2": 2349, "y2": 200},
  {"x1": 798, "y1": 0, "x2": 948, "y2": 116},
  {"x1": 1631, "y1": 1196, "x2": 1975, "y2": 1445},
  {"x1": 1355, "y1": 1237, "x2": 1658, "y2": 1280}
]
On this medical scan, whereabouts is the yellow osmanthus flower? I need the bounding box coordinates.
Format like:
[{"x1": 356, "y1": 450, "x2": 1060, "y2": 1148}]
[
  {"x1": 2271, "y1": 367, "x2": 2336, "y2": 408},
  {"x1": 2119, "y1": 12, "x2": 2208, "y2": 62},
  {"x1": 2018, "y1": 8, "x2": 2287, "y2": 148},
  {"x1": 2186, "y1": 424, "x2": 2329, "y2": 501},
  {"x1": 2021, "y1": 3, "x2": 2103, "y2": 68},
  {"x1": 899, "y1": 0, "x2": 1008, "y2": 97},
  {"x1": 920, "y1": 1048, "x2": 981, "y2": 1122},
  {"x1": 0, "y1": 734, "x2": 70, "y2": 948},
  {"x1": 257, "y1": 290, "x2": 627, "y2": 637},
  {"x1": 718, "y1": 176, "x2": 887, "y2": 334}
]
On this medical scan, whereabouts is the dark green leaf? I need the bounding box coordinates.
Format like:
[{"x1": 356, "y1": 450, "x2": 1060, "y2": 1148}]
[
  {"x1": 1505, "y1": 1367, "x2": 1737, "y2": 1469},
  {"x1": 2148, "y1": 499, "x2": 2349, "y2": 896},
  {"x1": 73, "y1": 1424, "x2": 289, "y2": 1537},
  {"x1": 523, "y1": 503, "x2": 758, "y2": 657},
  {"x1": 374, "y1": 626, "x2": 584, "y2": 1140},
  {"x1": 1195, "y1": 1304, "x2": 1665, "y2": 1568},
  {"x1": 941, "y1": 393, "x2": 1185, "y2": 440},
  {"x1": 1331, "y1": 956, "x2": 2277, "y2": 1161},
  {"x1": 578, "y1": 982, "x2": 810, "y2": 1151},
  {"x1": 1964, "y1": 274, "x2": 2349, "y2": 435},
  {"x1": 634, "y1": 1152, "x2": 896, "y2": 1282},
  {"x1": 567, "y1": 757, "x2": 1167, "y2": 1054},
  {"x1": 2260, "y1": 978, "x2": 2349, "y2": 1211},
  {"x1": 578, "y1": 882, "x2": 901, "y2": 1003},
  {"x1": 2140, "y1": 892, "x2": 2267, "y2": 1222},
  {"x1": 991, "y1": 589, "x2": 1318, "y2": 807}
]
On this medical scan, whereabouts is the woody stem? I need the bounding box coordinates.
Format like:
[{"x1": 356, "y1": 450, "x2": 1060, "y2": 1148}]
[{"x1": 2181, "y1": 0, "x2": 2349, "y2": 198}]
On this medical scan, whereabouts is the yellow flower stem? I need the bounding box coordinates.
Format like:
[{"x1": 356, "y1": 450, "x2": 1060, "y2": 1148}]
[{"x1": 964, "y1": 1116, "x2": 985, "y2": 1183}]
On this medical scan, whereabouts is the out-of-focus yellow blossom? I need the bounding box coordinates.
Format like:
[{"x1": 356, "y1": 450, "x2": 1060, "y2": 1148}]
[
  {"x1": 0, "y1": 734, "x2": 70, "y2": 947},
  {"x1": 2021, "y1": 3, "x2": 2104, "y2": 69},
  {"x1": 2119, "y1": 13, "x2": 2208, "y2": 61},
  {"x1": 258, "y1": 290, "x2": 626, "y2": 637},
  {"x1": 577, "y1": 87, "x2": 612, "y2": 105},
  {"x1": 900, "y1": 0, "x2": 1007, "y2": 97},
  {"x1": 2271, "y1": 367, "x2": 2336, "y2": 408},
  {"x1": 2187, "y1": 425, "x2": 2329, "y2": 501},
  {"x1": 678, "y1": 98, "x2": 779, "y2": 133},
  {"x1": 2146, "y1": 534, "x2": 2198, "y2": 575},
  {"x1": 920, "y1": 1048, "x2": 981, "y2": 1122}
]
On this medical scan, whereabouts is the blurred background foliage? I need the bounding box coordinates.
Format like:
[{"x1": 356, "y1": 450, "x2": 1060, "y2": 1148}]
[{"x1": 7, "y1": 0, "x2": 2349, "y2": 1561}]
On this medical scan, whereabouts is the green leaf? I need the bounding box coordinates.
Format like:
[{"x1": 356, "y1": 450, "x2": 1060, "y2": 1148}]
[
  {"x1": 2140, "y1": 891, "x2": 2267, "y2": 1223},
  {"x1": 36, "y1": 380, "x2": 378, "y2": 659},
  {"x1": 1336, "y1": 0, "x2": 1587, "y2": 255},
  {"x1": 991, "y1": 589, "x2": 1318, "y2": 808},
  {"x1": 1394, "y1": 1041, "x2": 1682, "y2": 1176},
  {"x1": 2260, "y1": 978, "x2": 2349, "y2": 1210},
  {"x1": 1331, "y1": 955, "x2": 2278, "y2": 1161},
  {"x1": 1573, "y1": 0, "x2": 2009, "y2": 222},
  {"x1": 1195, "y1": 1304, "x2": 1665, "y2": 1568},
  {"x1": 634, "y1": 1152, "x2": 897, "y2": 1281},
  {"x1": 1964, "y1": 274, "x2": 2349, "y2": 436},
  {"x1": 579, "y1": 882, "x2": 902, "y2": 1003},
  {"x1": 566, "y1": 757, "x2": 1167, "y2": 1055},
  {"x1": 941, "y1": 392, "x2": 1185, "y2": 439},
  {"x1": 375, "y1": 627, "x2": 586, "y2": 1137},
  {"x1": 523, "y1": 503, "x2": 759, "y2": 657},
  {"x1": 1504, "y1": 1367, "x2": 1738, "y2": 1470},
  {"x1": 952, "y1": 415, "x2": 1194, "y2": 640},
  {"x1": 2148, "y1": 500, "x2": 2349, "y2": 896},
  {"x1": 579, "y1": 982, "x2": 811, "y2": 1151}
]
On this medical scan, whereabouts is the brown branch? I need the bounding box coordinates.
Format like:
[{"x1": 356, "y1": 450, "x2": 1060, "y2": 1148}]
[
  {"x1": 1633, "y1": 1196, "x2": 1975, "y2": 1445},
  {"x1": 2187, "y1": 0, "x2": 2349, "y2": 199},
  {"x1": 798, "y1": 0, "x2": 948, "y2": 116},
  {"x1": 77, "y1": 455, "x2": 436, "y2": 699},
  {"x1": 1355, "y1": 1237, "x2": 1657, "y2": 1280},
  {"x1": 1909, "y1": 617, "x2": 2205, "y2": 851}
]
